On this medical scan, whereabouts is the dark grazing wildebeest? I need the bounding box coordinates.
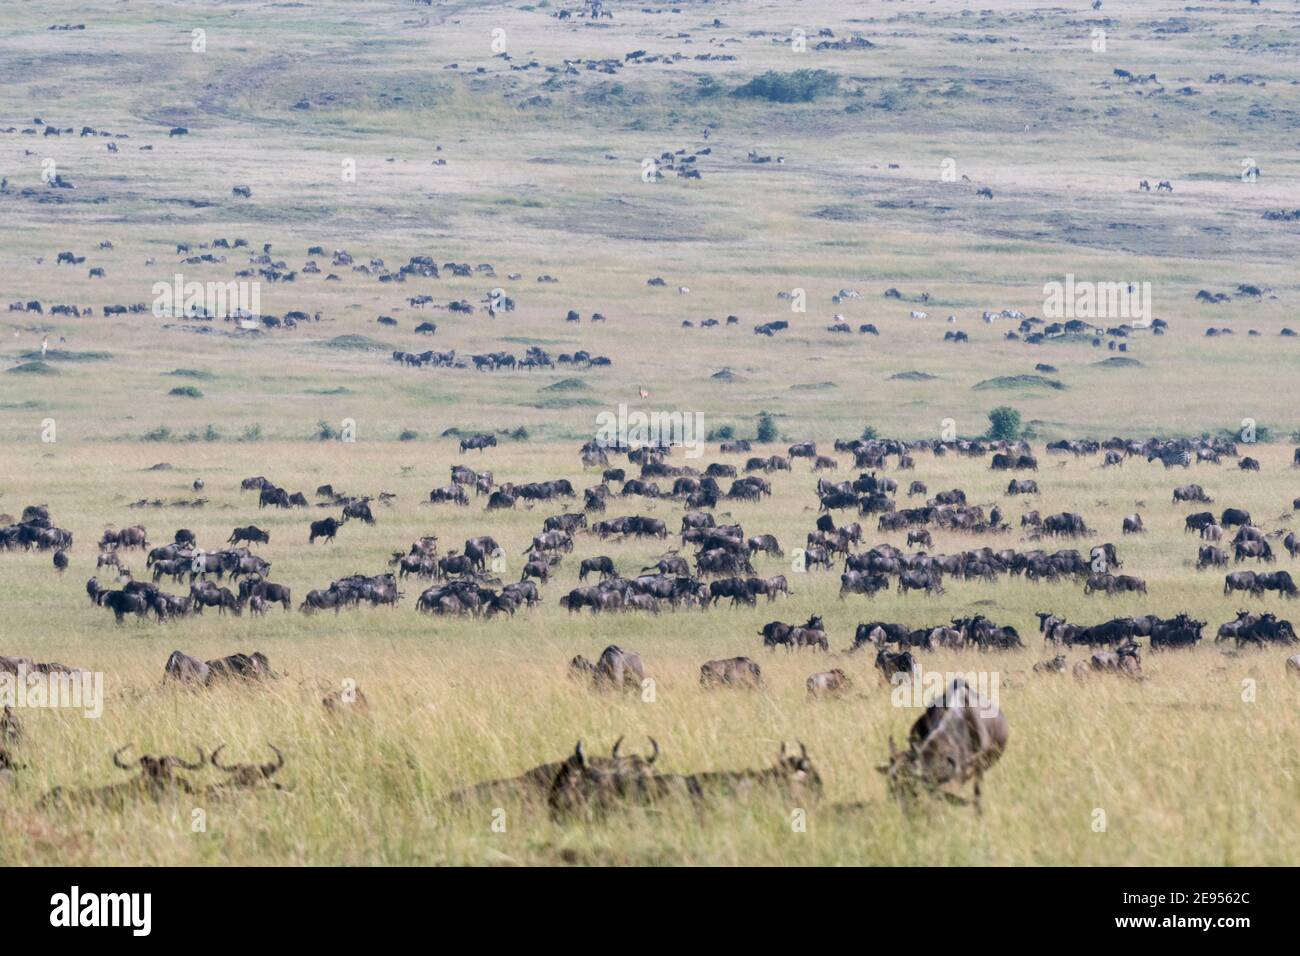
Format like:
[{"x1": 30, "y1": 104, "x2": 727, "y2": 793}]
[
  {"x1": 189, "y1": 583, "x2": 241, "y2": 614},
  {"x1": 578, "y1": 556, "x2": 616, "y2": 581},
  {"x1": 309, "y1": 516, "x2": 346, "y2": 543},
  {"x1": 1256, "y1": 570, "x2": 1299, "y2": 598},
  {"x1": 875, "y1": 648, "x2": 917, "y2": 681},
  {"x1": 699, "y1": 657, "x2": 764, "y2": 689},
  {"x1": 342, "y1": 500, "x2": 375, "y2": 524},
  {"x1": 1221, "y1": 507, "x2": 1251, "y2": 528},
  {"x1": 839, "y1": 570, "x2": 889, "y2": 598},
  {"x1": 460, "y1": 433, "x2": 497, "y2": 454},
  {"x1": 1198, "y1": 545, "x2": 1228, "y2": 569},
  {"x1": 100, "y1": 589, "x2": 150, "y2": 623},
  {"x1": 877, "y1": 677, "x2": 1009, "y2": 813},
  {"x1": 1172, "y1": 484, "x2": 1212, "y2": 504}
]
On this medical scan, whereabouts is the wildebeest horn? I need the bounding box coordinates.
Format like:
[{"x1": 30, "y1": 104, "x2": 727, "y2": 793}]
[
  {"x1": 798, "y1": 741, "x2": 808, "y2": 760},
  {"x1": 646, "y1": 737, "x2": 659, "y2": 765},
  {"x1": 112, "y1": 744, "x2": 135, "y2": 770},
  {"x1": 170, "y1": 746, "x2": 206, "y2": 771},
  {"x1": 611, "y1": 735, "x2": 625, "y2": 759},
  {"x1": 779, "y1": 741, "x2": 788, "y2": 760},
  {"x1": 574, "y1": 740, "x2": 587, "y2": 767},
  {"x1": 888, "y1": 736, "x2": 898, "y2": 758},
  {"x1": 262, "y1": 743, "x2": 285, "y2": 776},
  {"x1": 211, "y1": 743, "x2": 235, "y2": 772}
]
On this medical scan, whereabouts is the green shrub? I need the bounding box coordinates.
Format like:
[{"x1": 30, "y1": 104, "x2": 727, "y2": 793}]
[
  {"x1": 733, "y1": 69, "x2": 839, "y2": 103},
  {"x1": 169, "y1": 386, "x2": 203, "y2": 398},
  {"x1": 756, "y1": 411, "x2": 778, "y2": 443},
  {"x1": 706, "y1": 424, "x2": 735, "y2": 441},
  {"x1": 987, "y1": 406, "x2": 1022, "y2": 442},
  {"x1": 399, "y1": 429, "x2": 419, "y2": 442}
]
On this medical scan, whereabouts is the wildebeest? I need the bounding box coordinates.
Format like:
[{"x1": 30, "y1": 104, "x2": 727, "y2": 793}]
[
  {"x1": 699, "y1": 657, "x2": 764, "y2": 689},
  {"x1": 760, "y1": 615, "x2": 826, "y2": 651},
  {"x1": 447, "y1": 736, "x2": 655, "y2": 807},
  {"x1": 1173, "y1": 484, "x2": 1212, "y2": 504},
  {"x1": 1033, "y1": 655, "x2": 1068, "y2": 674},
  {"x1": 309, "y1": 516, "x2": 346, "y2": 543},
  {"x1": 1197, "y1": 545, "x2": 1228, "y2": 569},
  {"x1": 579, "y1": 555, "x2": 616, "y2": 581},
  {"x1": 228, "y1": 525, "x2": 269, "y2": 546},
  {"x1": 207, "y1": 744, "x2": 288, "y2": 794},
  {"x1": 877, "y1": 677, "x2": 1009, "y2": 812},
  {"x1": 875, "y1": 648, "x2": 917, "y2": 681},
  {"x1": 569, "y1": 645, "x2": 645, "y2": 691},
  {"x1": 546, "y1": 737, "x2": 683, "y2": 819},
  {"x1": 807, "y1": 669, "x2": 853, "y2": 698},
  {"x1": 460, "y1": 433, "x2": 498, "y2": 454},
  {"x1": 1221, "y1": 507, "x2": 1251, "y2": 528},
  {"x1": 38, "y1": 744, "x2": 206, "y2": 809}
]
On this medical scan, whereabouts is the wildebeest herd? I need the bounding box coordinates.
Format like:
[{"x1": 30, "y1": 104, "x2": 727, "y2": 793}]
[{"x1": 8, "y1": 429, "x2": 1300, "y2": 821}]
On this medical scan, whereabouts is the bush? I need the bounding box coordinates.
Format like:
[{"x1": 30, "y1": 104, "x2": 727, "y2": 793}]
[
  {"x1": 168, "y1": 386, "x2": 203, "y2": 398},
  {"x1": 142, "y1": 426, "x2": 173, "y2": 442},
  {"x1": 240, "y1": 424, "x2": 263, "y2": 442},
  {"x1": 732, "y1": 69, "x2": 839, "y2": 104},
  {"x1": 203, "y1": 424, "x2": 221, "y2": 442},
  {"x1": 696, "y1": 76, "x2": 725, "y2": 99},
  {"x1": 861, "y1": 425, "x2": 879, "y2": 441},
  {"x1": 706, "y1": 424, "x2": 736, "y2": 441},
  {"x1": 986, "y1": 406, "x2": 1022, "y2": 442},
  {"x1": 508, "y1": 426, "x2": 529, "y2": 441},
  {"x1": 315, "y1": 420, "x2": 338, "y2": 441},
  {"x1": 399, "y1": 429, "x2": 419, "y2": 442},
  {"x1": 756, "y1": 411, "x2": 778, "y2": 443}
]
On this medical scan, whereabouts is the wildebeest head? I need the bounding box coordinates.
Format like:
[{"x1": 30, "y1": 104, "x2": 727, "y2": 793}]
[
  {"x1": 114, "y1": 743, "x2": 206, "y2": 781},
  {"x1": 210, "y1": 743, "x2": 286, "y2": 788},
  {"x1": 548, "y1": 736, "x2": 661, "y2": 818}
]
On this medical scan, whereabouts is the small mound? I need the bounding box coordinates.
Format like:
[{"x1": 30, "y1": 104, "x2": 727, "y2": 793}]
[
  {"x1": 326, "y1": 334, "x2": 389, "y2": 351},
  {"x1": 973, "y1": 375, "x2": 1065, "y2": 391},
  {"x1": 542, "y1": 378, "x2": 588, "y2": 391},
  {"x1": 7, "y1": 361, "x2": 58, "y2": 375},
  {"x1": 1093, "y1": 357, "x2": 1143, "y2": 368},
  {"x1": 532, "y1": 396, "x2": 602, "y2": 409},
  {"x1": 168, "y1": 368, "x2": 213, "y2": 379},
  {"x1": 146, "y1": 462, "x2": 175, "y2": 471},
  {"x1": 789, "y1": 381, "x2": 837, "y2": 391},
  {"x1": 889, "y1": 370, "x2": 937, "y2": 382},
  {"x1": 168, "y1": 386, "x2": 203, "y2": 398},
  {"x1": 711, "y1": 368, "x2": 735, "y2": 381},
  {"x1": 20, "y1": 349, "x2": 111, "y2": 362}
]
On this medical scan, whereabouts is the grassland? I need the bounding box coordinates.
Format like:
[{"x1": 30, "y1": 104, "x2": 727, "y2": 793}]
[{"x1": 0, "y1": 0, "x2": 1298, "y2": 865}]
